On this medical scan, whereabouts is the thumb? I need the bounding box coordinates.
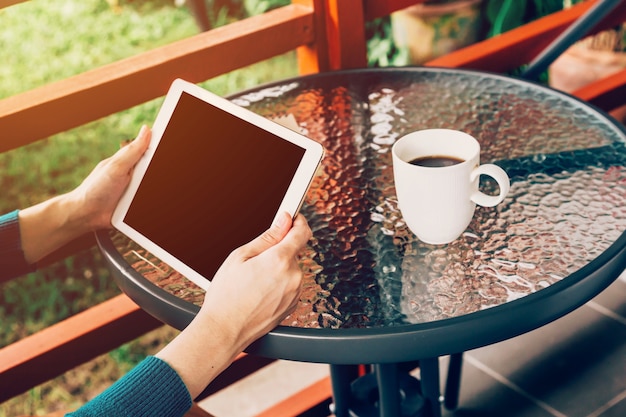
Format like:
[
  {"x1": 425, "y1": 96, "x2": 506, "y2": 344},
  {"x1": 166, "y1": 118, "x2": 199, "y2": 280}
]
[
  {"x1": 114, "y1": 125, "x2": 151, "y2": 169},
  {"x1": 237, "y1": 212, "x2": 293, "y2": 260}
]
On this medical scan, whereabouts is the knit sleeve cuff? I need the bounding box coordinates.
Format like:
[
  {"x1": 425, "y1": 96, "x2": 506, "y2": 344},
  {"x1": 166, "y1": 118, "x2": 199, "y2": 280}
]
[
  {"x1": 67, "y1": 356, "x2": 192, "y2": 417},
  {"x1": 0, "y1": 210, "x2": 36, "y2": 280}
]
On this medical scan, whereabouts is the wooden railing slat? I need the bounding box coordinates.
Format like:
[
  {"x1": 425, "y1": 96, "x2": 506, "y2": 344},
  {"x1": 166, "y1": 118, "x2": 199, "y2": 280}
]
[
  {"x1": 0, "y1": 0, "x2": 27, "y2": 10},
  {"x1": 0, "y1": 4, "x2": 315, "y2": 153},
  {"x1": 325, "y1": 0, "x2": 368, "y2": 70},
  {"x1": 294, "y1": 0, "x2": 330, "y2": 74},
  {"x1": 573, "y1": 67, "x2": 626, "y2": 112},
  {"x1": 0, "y1": 294, "x2": 163, "y2": 402}
]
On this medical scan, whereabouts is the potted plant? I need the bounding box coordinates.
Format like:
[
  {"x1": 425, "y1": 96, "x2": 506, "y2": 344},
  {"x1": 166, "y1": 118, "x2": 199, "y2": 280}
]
[{"x1": 390, "y1": 0, "x2": 485, "y2": 65}]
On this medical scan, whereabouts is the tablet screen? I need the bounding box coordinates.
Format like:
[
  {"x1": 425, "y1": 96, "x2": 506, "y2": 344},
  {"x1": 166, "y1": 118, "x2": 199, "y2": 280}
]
[{"x1": 122, "y1": 91, "x2": 306, "y2": 282}]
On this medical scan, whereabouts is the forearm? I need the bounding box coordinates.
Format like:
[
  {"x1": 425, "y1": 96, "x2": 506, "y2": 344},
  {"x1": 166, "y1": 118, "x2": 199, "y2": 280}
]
[
  {"x1": 155, "y1": 311, "x2": 244, "y2": 399},
  {"x1": 18, "y1": 192, "x2": 90, "y2": 264}
]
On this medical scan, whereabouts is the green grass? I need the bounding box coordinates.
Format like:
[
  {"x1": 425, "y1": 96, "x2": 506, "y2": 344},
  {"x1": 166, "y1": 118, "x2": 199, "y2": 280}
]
[
  {"x1": 0, "y1": 0, "x2": 198, "y2": 97},
  {"x1": 0, "y1": 0, "x2": 298, "y2": 415}
]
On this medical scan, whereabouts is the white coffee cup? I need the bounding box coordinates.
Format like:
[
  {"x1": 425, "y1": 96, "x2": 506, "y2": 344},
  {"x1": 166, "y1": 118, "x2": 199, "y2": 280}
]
[{"x1": 392, "y1": 129, "x2": 510, "y2": 245}]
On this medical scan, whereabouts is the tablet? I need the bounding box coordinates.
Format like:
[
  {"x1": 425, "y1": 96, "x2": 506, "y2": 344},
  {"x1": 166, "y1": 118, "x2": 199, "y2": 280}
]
[{"x1": 112, "y1": 78, "x2": 324, "y2": 291}]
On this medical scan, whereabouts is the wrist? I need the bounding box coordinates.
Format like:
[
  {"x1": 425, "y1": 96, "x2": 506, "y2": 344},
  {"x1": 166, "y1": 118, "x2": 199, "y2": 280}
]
[
  {"x1": 196, "y1": 295, "x2": 254, "y2": 353},
  {"x1": 155, "y1": 312, "x2": 242, "y2": 399},
  {"x1": 18, "y1": 193, "x2": 91, "y2": 264},
  {"x1": 62, "y1": 189, "x2": 96, "y2": 232}
]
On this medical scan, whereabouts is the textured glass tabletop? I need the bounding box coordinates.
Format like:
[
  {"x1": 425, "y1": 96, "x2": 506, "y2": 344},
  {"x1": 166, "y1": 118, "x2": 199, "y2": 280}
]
[{"x1": 104, "y1": 68, "x2": 626, "y2": 361}]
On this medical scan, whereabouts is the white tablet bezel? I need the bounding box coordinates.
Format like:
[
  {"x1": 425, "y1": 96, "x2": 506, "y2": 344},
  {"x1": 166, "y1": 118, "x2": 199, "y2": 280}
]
[{"x1": 112, "y1": 78, "x2": 324, "y2": 290}]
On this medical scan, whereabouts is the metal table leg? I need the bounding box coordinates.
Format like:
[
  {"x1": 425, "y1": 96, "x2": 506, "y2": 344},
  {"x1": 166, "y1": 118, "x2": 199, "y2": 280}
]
[
  {"x1": 375, "y1": 363, "x2": 401, "y2": 417},
  {"x1": 444, "y1": 353, "x2": 463, "y2": 410},
  {"x1": 330, "y1": 364, "x2": 360, "y2": 417},
  {"x1": 420, "y1": 357, "x2": 442, "y2": 417}
]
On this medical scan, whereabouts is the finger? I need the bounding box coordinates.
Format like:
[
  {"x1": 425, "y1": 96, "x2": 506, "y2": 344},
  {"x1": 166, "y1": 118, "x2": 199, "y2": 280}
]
[{"x1": 235, "y1": 212, "x2": 293, "y2": 259}]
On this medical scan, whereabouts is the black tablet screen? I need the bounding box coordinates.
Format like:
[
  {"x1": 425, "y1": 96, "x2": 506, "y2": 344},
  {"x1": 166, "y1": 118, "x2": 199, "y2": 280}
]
[{"x1": 123, "y1": 92, "x2": 305, "y2": 281}]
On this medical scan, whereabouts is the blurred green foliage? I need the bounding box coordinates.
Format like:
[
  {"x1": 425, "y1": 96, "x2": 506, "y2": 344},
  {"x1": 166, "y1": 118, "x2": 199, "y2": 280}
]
[
  {"x1": 1, "y1": 1, "x2": 296, "y2": 414},
  {"x1": 243, "y1": 0, "x2": 289, "y2": 15},
  {"x1": 366, "y1": 17, "x2": 411, "y2": 67}
]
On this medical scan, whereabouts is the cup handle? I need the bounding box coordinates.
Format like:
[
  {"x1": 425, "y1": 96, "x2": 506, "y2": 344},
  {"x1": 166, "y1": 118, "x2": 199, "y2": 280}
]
[{"x1": 470, "y1": 164, "x2": 510, "y2": 207}]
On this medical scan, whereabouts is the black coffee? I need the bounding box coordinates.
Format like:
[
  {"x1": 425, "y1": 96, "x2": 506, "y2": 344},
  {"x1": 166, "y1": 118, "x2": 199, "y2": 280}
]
[{"x1": 409, "y1": 155, "x2": 464, "y2": 167}]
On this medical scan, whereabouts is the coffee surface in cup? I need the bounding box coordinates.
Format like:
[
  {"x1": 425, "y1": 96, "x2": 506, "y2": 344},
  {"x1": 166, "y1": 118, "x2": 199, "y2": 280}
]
[{"x1": 409, "y1": 155, "x2": 464, "y2": 167}]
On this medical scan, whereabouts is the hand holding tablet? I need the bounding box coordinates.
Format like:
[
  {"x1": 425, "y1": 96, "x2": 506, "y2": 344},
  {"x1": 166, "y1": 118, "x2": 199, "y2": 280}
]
[{"x1": 112, "y1": 79, "x2": 324, "y2": 290}]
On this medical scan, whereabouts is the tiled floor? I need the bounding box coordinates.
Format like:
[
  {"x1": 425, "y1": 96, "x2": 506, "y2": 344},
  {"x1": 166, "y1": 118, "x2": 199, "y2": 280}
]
[
  {"x1": 439, "y1": 270, "x2": 626, "y2": 417},
  {"x1": 199, "y1": 270, "x2": 626, "y2": 417}
]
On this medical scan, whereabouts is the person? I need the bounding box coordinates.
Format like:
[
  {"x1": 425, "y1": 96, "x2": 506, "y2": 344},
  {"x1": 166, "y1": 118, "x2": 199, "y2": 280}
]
[{"x1": 0, "y1": 126, "x2": 312, "y2": 416}]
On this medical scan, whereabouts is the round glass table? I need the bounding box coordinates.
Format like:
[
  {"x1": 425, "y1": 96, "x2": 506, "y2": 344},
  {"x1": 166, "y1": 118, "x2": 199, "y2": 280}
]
[{"x1": 97, "y1": 68, "x2": 626, "y2": 417}]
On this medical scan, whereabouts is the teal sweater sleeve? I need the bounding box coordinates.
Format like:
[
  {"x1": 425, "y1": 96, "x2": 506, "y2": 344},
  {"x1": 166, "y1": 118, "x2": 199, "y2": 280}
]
[
  {"x1": 66, "y1": 356, "x2": 192, "y2": 417},
  {"x1": 0, "y1": 210, "x2": 36, "y2": 280}
]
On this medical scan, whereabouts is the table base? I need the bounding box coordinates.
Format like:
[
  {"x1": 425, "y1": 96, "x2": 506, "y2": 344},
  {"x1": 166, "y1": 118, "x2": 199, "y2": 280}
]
[
  {"x1": 330, "y1": 360, "x2": 446, "y2": 417},
  {"x1": 349, "y1": 371, "x2": 425, "y2": 417}
]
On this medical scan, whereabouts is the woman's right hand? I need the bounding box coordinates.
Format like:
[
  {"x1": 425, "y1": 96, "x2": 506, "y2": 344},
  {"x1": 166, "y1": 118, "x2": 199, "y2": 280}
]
[
  {"x1": 156, "y1": 212, "x2": 311, "y2": 399},
  {"x1": 201, "y1": 212, "x2": 311, "y2": 351}
]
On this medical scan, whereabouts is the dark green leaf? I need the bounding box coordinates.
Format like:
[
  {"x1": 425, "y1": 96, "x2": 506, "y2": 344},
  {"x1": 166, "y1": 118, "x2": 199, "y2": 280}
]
[{"x1": 486, "y1": 0, "x2": 528, "y2": 37}]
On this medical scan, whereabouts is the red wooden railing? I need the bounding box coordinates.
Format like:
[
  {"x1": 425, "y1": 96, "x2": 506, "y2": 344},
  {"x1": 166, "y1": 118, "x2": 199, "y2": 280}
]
[{"x1": 1, "y1": 1, "x2": 624, "y2": 415}]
